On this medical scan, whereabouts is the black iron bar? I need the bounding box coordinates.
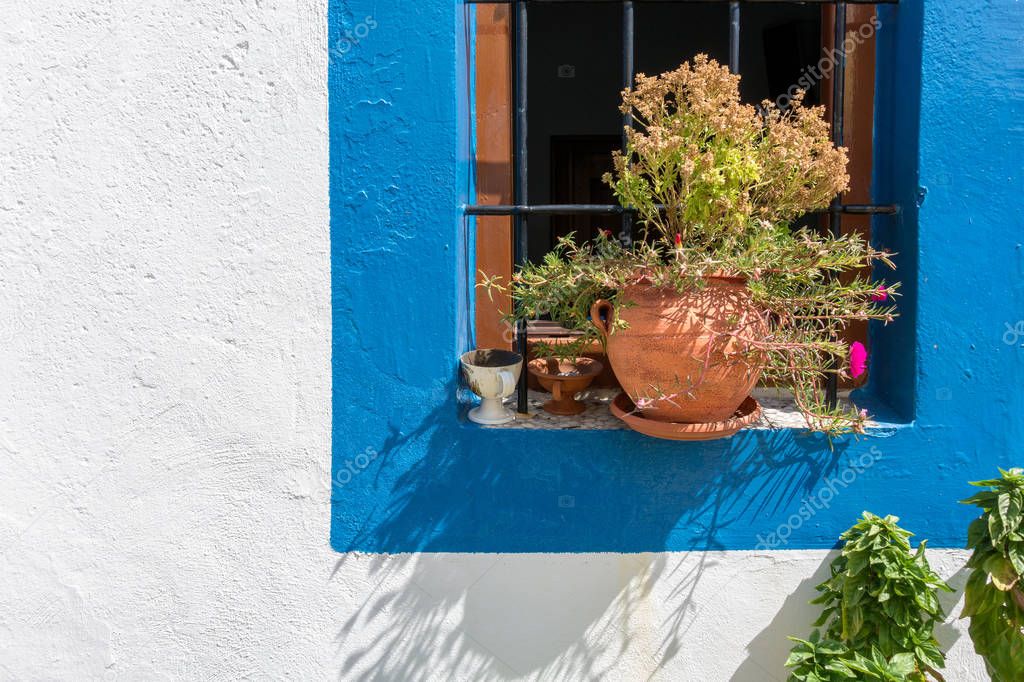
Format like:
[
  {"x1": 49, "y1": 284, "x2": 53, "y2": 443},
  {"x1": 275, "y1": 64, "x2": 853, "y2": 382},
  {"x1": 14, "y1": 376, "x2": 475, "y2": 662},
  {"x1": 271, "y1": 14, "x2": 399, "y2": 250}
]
[
  {"x1": 728, "y1": 2, "x2": 740, "y2": 74},
  {"x1": 621, "y1": 0, "x2": 636, "y2": 246},
  {"x1": 471, "y1": 204, "x2": 629, "y2": 215},
  {"x1": 826, "y1": 2, "x2": 848, "y2": 409},
  {"x1": 513, "y1": 0, "x2": 530, "y2": 414},
  {"x1": 467, "y1": 203, "x2": 899, "y2": 216},
  {"x1": 834, "y1": 204, "x2": 899, "y2": 215}
]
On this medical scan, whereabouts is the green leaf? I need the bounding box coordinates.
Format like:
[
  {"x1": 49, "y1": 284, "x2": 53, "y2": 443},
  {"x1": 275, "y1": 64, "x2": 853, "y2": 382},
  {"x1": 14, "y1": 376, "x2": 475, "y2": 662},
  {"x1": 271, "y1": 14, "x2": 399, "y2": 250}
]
[
  {"x1": 816, "y1": 640, "x2": 847, "y2": 656},
  {"x1": 998, "y1": 493, "x2": 1012, "y2": 527},
  {"x1": 845, "y1": 606, "x2": 864, "y2": 639},
  {"x1": 812, "y1": 607, "x2": 834, "y2": 628},
  {"x1": 887, "y1": 653, "x2": 916, "y2": 677},
  {"x1": 962, "y1": 569, "x2": 987, "y2": 618},
  {"x1": 823, "y1": 661, "x2": 857, "y2": 678},
  {"x1": 915, "y1": 640, "x2": 946, "y2": 670},
  {"x1": 966, "y1": 518, "x2": 987, "y2": 549},
  {"x1": 988, "y1": 512, "x2": 1006, "y2": 545},
  {"x1": 786, "y1": 651, "x2": 814, "y2": 666},
  {"x1": 984, "y1": 555, "x2": 1019, "y2": 591},
  {"x1": 968, "y1": 479, "x2": 1006, "y2": 490},
  {"x1": 913, "y1": 588, "x2": 939, "y2": 614},
  {"x1": 1006, "y1": 493, "x2": 1023, "y2": 531},
  {"x1": 1009, "y1": 546, "x2": 1024, "y2": 577},
  {"x1": 961, "y1": 491, "x2": 998, "y2": 509},
  {"x1": 847, "y1": 551, "x2": 869, "y2": 576}
]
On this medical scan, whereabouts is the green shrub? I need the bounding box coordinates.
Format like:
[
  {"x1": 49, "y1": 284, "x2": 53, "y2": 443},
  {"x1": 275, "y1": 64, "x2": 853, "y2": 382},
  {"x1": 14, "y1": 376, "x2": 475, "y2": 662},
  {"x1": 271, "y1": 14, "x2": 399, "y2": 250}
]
[
  {"x1": 787, "y1": 512, "x2": 951, "y2": 681},
  {"x1": 961, "y1": 468, "x2": 1024, "y2": 681}
]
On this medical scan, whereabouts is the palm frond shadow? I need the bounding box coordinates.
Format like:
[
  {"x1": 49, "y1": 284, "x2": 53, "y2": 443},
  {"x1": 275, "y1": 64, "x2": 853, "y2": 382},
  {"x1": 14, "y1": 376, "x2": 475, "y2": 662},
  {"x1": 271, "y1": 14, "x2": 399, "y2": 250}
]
[{"x1": 333, "y1": 379, "x2": 867, "y2": 680}]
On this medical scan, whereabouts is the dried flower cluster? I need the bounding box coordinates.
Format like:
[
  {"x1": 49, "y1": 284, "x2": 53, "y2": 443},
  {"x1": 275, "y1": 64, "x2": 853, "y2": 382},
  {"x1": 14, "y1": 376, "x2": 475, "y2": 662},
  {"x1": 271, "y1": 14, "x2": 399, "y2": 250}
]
[
  {"x1": 606, "y1": 54, "x2": 850, "y2": 248},
  {"x1": 482, "y1": 56, "x2": 898, "y2": 436}
]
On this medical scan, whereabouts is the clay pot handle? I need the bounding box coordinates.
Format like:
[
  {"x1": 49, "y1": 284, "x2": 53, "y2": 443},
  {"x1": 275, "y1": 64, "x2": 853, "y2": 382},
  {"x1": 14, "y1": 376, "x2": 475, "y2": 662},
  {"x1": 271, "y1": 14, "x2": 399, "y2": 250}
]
[{"x1": 590, "y1": 299, "x2": 614, "y2": 339}]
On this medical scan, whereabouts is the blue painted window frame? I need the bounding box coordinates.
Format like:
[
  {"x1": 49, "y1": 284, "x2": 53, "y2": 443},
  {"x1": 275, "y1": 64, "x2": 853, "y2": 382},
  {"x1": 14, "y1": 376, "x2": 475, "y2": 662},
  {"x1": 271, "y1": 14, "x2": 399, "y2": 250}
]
[{"x1": 330, "y1": 0, "x2": 1023, "y2": 554}]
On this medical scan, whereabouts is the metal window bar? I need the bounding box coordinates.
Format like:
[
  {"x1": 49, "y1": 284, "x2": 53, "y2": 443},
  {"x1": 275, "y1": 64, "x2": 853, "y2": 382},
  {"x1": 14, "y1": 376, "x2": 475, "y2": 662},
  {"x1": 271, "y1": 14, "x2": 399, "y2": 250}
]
[
  {"x1": 466, "y1": 0, "x2": 899, "y2": 415},
  {"x1": 825, "y1": 2, "x2": 849, "y2": 408},
  {"x1": 621, "y1": 1, "x2": 635, "y2": 247},
  {"x1": 512, "y1": 0, "x2": 530, "y2": 413}
]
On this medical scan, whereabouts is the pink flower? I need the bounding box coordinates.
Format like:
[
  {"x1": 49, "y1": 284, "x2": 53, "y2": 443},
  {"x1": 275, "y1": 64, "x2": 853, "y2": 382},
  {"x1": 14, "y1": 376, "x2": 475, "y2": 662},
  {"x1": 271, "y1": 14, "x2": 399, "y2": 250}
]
[
  {"x1": 871, "y1": 285, "x2": 888, "y2": 302},
  {"x1": 849, "y1": 341, "x2": 868, "y2": 379}
]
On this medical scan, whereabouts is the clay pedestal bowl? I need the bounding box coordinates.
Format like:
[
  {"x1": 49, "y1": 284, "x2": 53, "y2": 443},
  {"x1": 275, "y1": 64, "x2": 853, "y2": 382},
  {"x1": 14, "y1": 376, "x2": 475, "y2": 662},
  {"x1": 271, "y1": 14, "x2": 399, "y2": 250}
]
[{"x1": 527, "y1": 357, "x2": 604, "y2": 416}]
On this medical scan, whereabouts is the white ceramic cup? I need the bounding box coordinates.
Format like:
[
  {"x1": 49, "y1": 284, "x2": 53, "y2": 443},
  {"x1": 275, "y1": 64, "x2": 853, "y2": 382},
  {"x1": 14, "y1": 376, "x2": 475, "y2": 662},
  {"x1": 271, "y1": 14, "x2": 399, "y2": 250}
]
[{"x1": 460, "y1": 349, "x2": 524, "y2": 425}]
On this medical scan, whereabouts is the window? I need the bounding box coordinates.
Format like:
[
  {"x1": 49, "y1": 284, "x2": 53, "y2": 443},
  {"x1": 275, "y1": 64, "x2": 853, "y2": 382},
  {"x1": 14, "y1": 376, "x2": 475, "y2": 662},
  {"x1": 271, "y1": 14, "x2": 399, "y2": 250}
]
[{"x1": 466, "y1": 0, "x2": 899, "y2": 418}]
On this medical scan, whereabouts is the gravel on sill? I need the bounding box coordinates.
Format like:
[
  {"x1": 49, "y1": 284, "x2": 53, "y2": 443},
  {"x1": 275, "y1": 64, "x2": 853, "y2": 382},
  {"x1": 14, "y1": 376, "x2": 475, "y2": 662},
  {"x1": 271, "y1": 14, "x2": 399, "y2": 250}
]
[{"x1": 483, "y1": 388, "x2": 865, "y2": 432}]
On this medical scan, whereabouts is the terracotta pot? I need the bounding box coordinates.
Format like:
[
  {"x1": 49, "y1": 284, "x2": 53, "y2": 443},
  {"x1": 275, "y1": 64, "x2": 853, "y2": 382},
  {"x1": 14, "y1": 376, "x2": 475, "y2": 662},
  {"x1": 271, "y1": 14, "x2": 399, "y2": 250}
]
[
  {"x1": 525, "y1": 338, "x2": 619, "y2": 390},
  {"x1": 527, "y1": 357, "x2": 603, "y2": 416},
  {"x1": 591, "y1": 276, "x2": 768, "y2": 423}
]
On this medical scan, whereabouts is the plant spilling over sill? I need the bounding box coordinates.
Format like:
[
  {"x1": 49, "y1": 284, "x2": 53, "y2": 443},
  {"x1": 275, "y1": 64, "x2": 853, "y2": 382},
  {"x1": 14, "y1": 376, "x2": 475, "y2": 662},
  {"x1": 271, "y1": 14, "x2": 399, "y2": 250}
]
[
  {"x1": 961, "y1": 468, "x2": 1024, "y2": 682},
  {"x1": 481, "y1": 55, "x2": 898, "y2": 437}
]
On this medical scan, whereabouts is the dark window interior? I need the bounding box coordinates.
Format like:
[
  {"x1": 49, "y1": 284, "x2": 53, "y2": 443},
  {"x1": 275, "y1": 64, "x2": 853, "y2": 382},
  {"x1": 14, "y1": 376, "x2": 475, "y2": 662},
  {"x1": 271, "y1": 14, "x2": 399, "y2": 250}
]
[{"x1": 527, "y1": 2, "x2": 822, "y2": 260}]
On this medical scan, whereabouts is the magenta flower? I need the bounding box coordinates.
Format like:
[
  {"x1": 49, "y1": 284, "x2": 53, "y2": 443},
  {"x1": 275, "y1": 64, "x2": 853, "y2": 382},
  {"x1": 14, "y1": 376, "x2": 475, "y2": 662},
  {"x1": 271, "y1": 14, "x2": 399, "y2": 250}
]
[
  {"x1": 849, "y1": 341, "x2": 868, "y2": 379},
  {"x1": 871, "y1": 285, "x2": 888, "y2": 302}
]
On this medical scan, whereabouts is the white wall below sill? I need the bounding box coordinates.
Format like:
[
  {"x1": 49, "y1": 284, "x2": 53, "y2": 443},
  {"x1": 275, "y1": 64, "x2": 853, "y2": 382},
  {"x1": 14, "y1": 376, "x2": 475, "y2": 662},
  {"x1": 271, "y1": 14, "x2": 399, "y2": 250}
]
[{"x1": 332, "y1": 550, "x2": 985, "y2": 682}]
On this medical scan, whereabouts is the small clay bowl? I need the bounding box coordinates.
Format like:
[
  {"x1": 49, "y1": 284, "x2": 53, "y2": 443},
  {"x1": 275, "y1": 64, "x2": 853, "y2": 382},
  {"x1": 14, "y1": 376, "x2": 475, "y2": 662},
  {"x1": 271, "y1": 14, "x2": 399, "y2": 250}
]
[
  {"x1": 610, "y1": 392, "x2": 762, "y2": 441},
  {"x1": 527, "y1": 357, "x2": 604, "y2": 416}
]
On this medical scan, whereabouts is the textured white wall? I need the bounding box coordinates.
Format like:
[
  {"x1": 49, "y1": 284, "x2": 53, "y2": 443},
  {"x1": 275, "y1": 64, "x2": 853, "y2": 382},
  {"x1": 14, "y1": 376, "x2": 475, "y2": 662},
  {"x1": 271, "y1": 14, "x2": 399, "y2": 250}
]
[
  {"x1": 335, "y1": 551, "x2": 985, "y2": 681},
  {"x1": 0, "y1": 3, "x2": 988, "y2": 681}
]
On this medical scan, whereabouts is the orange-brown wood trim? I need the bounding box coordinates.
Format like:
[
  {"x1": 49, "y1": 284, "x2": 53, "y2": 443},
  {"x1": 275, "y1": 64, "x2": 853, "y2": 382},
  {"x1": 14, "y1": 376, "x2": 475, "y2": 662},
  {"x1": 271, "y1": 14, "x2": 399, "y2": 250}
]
[
  {"x1": 823, "y1": 5, "x2": 878, "y2": 387},
  {"x1": 822, "y1": 5, "x2": 877, "y2": 231},
  {"x1": 474, "y1": 6, "x2": 514, "y2": 350}
]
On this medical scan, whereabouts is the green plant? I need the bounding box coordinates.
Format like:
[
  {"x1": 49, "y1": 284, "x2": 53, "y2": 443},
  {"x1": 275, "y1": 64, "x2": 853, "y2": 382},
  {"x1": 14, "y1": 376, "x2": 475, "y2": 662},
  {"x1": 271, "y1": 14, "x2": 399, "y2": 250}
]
[
  {"x1": 480, "y1": 55, "x2": 898, "y2": 436},
  {"x1": 960, "y1": 468, "x2": 1024, "y2": 681},
  {"x1": 786, "y1": 636, "x2": 924, "y2": 682},
  {"x1": 786, "y1": 630, "x2": 860, "y2": 681},
  {"x1": 844, "y1": 649, "x2": 923, "y2": 681},
  {"x1": 787, "y1": 512, "x2": 951, "y2": 681}
]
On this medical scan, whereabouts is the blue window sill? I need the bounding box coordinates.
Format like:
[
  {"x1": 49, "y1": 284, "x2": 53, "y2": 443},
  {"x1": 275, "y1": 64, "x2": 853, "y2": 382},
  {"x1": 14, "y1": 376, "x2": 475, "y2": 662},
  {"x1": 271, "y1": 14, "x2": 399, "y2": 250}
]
[{"x1": 456, "y1": 387, "x2": 913, "y2": 434}]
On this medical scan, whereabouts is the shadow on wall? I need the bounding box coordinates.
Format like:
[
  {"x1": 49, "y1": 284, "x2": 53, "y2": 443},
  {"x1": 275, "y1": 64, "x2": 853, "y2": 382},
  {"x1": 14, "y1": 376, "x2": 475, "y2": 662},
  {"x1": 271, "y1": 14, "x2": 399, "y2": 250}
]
[
  {"x1": 733, "y1": 555, "x2": 835, "y2": 681},
  {"x1": 326, "y1": 380, "x2": 929, "y2": 679},
  {"x1": 340, "y1": 385, "x2": 854, "y2": 554},
  {"x1": 733, "y1": 551, "x2": 970, "y2": 681},
  {"x1": 333, "y1": 552, "x2": 668, "y2": 680}
]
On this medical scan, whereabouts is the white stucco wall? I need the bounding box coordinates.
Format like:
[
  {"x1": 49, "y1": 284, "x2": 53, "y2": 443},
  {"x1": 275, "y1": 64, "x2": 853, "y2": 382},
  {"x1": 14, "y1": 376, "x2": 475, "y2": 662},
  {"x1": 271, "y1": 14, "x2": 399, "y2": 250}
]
[{"x1": 0, "y1": 3, "x2": 989, "y2": 680}]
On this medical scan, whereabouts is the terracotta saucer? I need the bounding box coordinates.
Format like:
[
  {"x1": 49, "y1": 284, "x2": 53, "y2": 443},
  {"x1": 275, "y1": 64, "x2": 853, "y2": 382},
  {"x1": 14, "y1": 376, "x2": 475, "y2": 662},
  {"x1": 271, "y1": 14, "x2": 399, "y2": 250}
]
[{"x1": 610, "y1": 393, "x2": 762, "y2": 441}]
